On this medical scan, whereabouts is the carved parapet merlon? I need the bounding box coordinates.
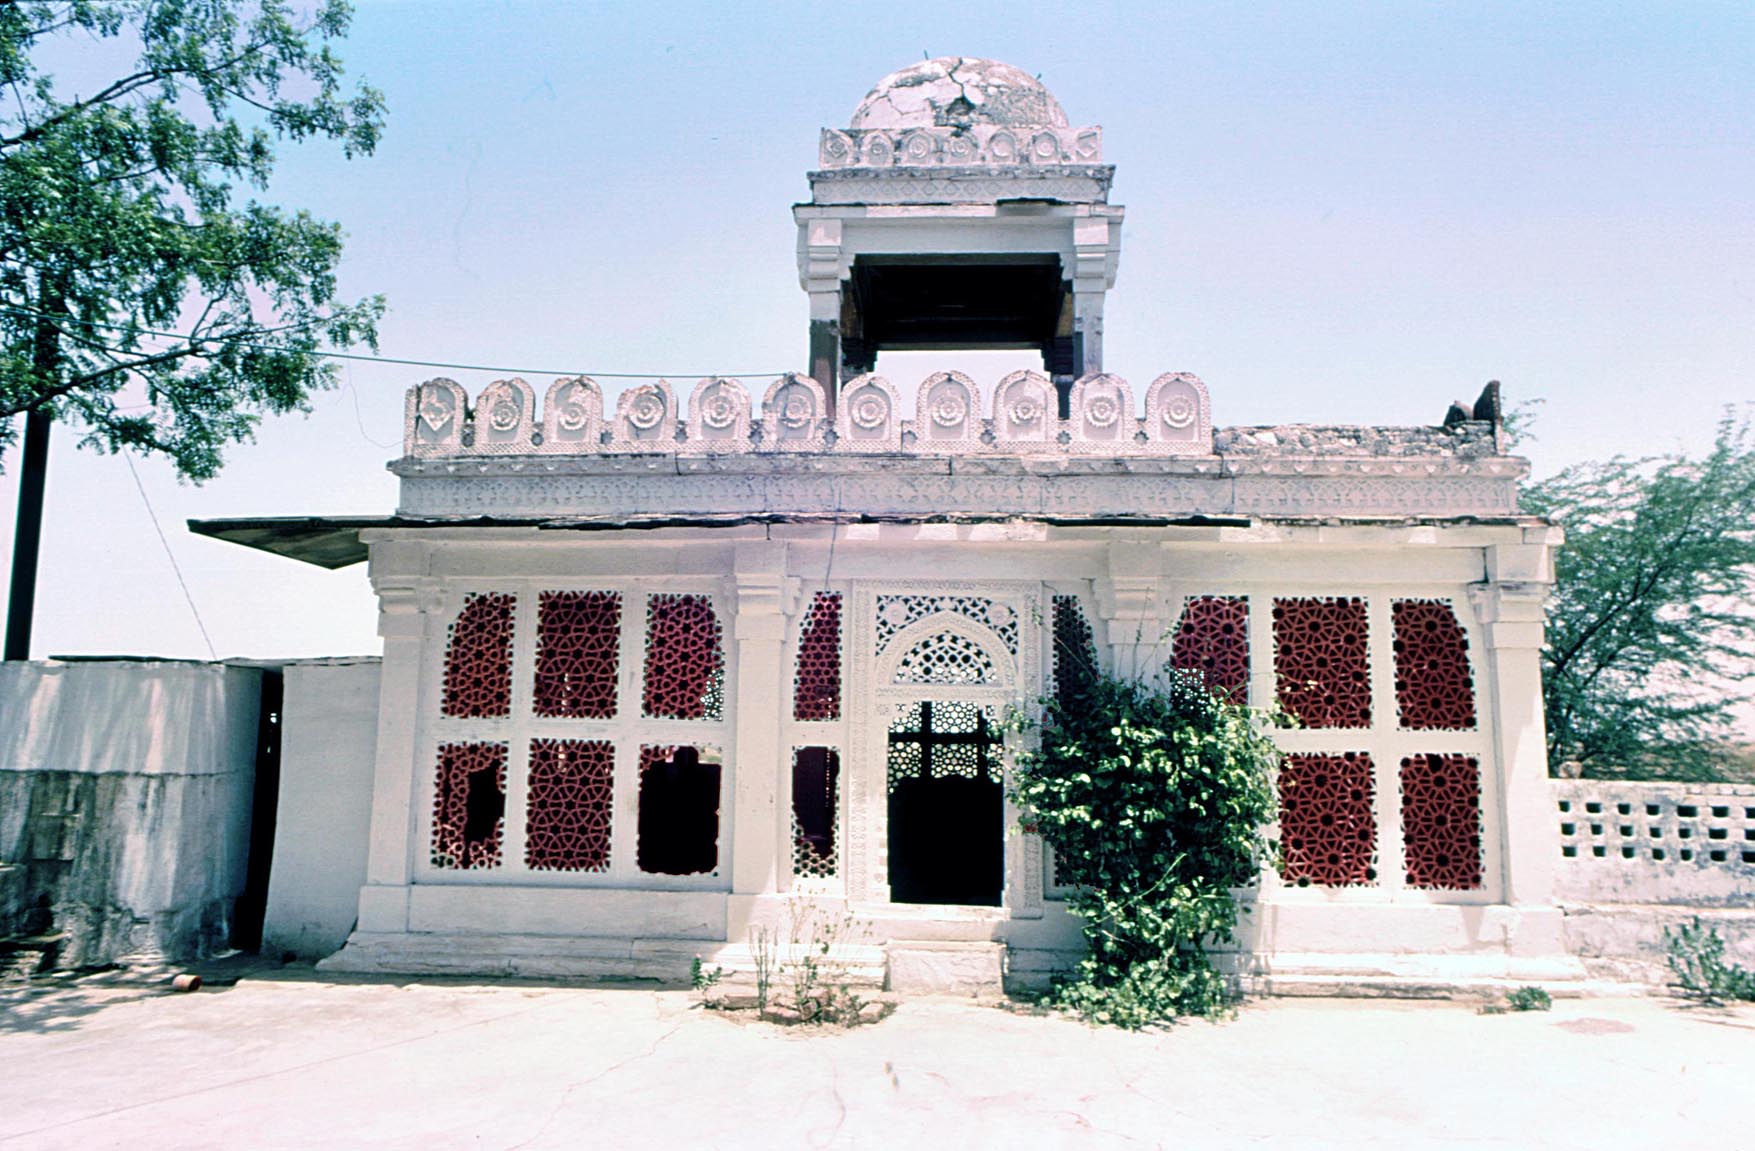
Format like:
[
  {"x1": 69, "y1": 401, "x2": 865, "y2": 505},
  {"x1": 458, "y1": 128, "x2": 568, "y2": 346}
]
[
  {"x1": 606, "y1": 380, "x2": 680, "y2": 453},
  {"x1": 835, "y1": 374, "x2": 903, "y2": 450},
  {"x1": 398, "y1": 369, "x2": 1219, "y2": 458},
  {"x1": 760, "y1": 374, "x2": 832, "y2": 451},
  {"x1": 817, "y1": 125, "x2": 1102, "y2": 169},
  {"x1": 683, "y1": 377, "x2": 752, "y2": 454}
]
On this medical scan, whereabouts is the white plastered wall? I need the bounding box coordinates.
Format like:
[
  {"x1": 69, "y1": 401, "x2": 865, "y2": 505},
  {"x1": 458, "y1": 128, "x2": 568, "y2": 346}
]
[
  {"x1": 323, "y1": 520, "x2": 1573, "y2": 982},
  {"x1": 260, "y1": 658, "x2": 381, "y2": 960}
]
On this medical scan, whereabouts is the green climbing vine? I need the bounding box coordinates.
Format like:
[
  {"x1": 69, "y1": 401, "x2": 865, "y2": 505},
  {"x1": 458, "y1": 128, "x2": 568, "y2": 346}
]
[{"x1": 1010, "y1": 663, "x2": 1281, "y2": 1027}]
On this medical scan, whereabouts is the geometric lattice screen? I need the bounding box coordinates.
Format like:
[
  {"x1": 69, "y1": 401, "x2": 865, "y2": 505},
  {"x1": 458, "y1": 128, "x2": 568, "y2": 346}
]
[
  {"x1": 534, "y1": 591, "x2": 622, "y2": 719},
  {"x1": 1278, "y1": 752, "x2": 1377, "y2": 886},
  {"x1": 893, "y1": 631, "x2": 997, "y2": 686},
  {"x1": 524, "y1": 738, "x2": 614, "y2": 872},
  {"x1": 1391, "y1": 599, "x2": 1477, "y2": 731},
  {"x1": 641, "y1": 594, "x2": 725, "y2": 720},
  {"x1": 441, "y1": 592, "x2": 516, "y2": 718},
  {"x1": 1051, "y1": 595, "x2": 1098, "y2": 706},
  {"x1": 430, "y1": 741, "x2": 507, "y2": 870},
  {"x1": 1171, "y1": 595, "x2": 1250, "y2": 700},
  {"x1": 793, "y1": 592, "x2": 842, "y2": 721},
  {"x1": 1272, "y1": 597, "x2": 1371, "y2": 729},
  {"x1": 1399, "y1": 753, "x2": 1484, "y2": 889}
]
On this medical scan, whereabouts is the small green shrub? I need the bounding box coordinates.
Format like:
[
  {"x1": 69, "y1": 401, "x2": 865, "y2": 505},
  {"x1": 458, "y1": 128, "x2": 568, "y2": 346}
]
[
  {"x1": 1010, "y1": 669, "x2": 1280, "y2": 1028},
  {"x1": 1665, "y1": 917, "x2": 1755, "y2": 1004},
  {"x1": 689, "y1": 956, "x2": 724, "y2": 999},
  {"x1": 1506, "y1": 986, "x2": 1552, "y2": 1012}
]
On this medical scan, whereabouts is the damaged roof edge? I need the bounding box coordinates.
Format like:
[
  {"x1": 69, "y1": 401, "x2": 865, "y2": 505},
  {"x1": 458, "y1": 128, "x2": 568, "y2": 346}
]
[{"x1": 190, "y1": 511, "x2": 1551, "y2": 570}]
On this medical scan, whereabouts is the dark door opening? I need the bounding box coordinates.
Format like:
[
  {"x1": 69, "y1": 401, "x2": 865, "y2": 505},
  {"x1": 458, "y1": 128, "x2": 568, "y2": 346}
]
[
  {"x1": 231, "y1": 667, "x2": 283, "y2": 953},
  {"x1": 886, "y1": 700, "x2": 1003, "y2": 906}
]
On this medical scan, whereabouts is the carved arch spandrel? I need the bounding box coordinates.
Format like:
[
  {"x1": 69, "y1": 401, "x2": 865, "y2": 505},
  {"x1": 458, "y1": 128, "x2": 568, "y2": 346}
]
[{"x1": 875, "y1": 611, "x2": 1020, "y2": 693}]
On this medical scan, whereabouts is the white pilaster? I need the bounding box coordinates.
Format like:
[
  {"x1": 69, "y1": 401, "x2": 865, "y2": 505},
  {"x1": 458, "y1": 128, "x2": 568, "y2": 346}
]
[
  {"x1": 356, "y1": 539, "x2": 436, "y2": 933},
  {"x1": 729, "y1": 541, "x2": 793, "y2": 897},
  {"x1": 1470, "y1": 525, "x2": 1564, "y2": 924},
  {"x1": 1095, "y1": 541, "x2": 1169, "y2": 681}
]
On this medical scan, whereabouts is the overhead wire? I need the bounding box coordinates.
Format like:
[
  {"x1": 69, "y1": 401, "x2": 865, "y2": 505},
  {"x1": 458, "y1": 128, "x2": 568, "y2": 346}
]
[
  {"x1": 120, "y1": 448, "x2": 219, "y2": 660},
  {"x1": 0, "y1": 304, "x2": 793, "y2": 380}
]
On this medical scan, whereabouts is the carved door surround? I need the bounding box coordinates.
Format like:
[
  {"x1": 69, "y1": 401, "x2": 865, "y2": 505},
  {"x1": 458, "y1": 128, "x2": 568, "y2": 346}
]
[{"x1": 845, "y1": 582, "x2": 1045, "y2": 918}]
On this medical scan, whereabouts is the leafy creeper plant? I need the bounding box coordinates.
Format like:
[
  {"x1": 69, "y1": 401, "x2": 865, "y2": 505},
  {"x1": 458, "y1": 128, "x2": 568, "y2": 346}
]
[{"x1": 1008, "y1": 663, "x2": 1281, "y2": 1028}]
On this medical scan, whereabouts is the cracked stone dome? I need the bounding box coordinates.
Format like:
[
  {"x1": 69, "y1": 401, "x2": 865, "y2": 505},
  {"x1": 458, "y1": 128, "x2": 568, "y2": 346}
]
[{"x1": 850, "y1": 57, "x2": 1069, "y2": 131}]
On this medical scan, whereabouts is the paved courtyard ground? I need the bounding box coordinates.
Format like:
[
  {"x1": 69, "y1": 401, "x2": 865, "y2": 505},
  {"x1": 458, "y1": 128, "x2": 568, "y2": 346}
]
[{"x1": 1, "y1": 965, "x2": 1750, "y2": 1150}]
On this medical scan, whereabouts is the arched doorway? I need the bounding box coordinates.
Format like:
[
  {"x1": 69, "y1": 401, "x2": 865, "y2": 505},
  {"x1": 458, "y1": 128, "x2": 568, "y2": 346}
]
[
  {"x1": 868, "y1": 611, "x2": 1019, "y2": 907},
  {"x1": 885, "y1": 699, "x2": 1003, "y2": 905}
]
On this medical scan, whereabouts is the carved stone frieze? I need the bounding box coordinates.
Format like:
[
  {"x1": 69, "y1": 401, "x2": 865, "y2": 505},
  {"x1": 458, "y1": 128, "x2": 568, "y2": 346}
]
[
  {"x1": 806, "y1": 170, "x2": 1113, "y2": 206},
  {"x1": 396, "y1": 468, "x2": 1522, "y2": 520}
]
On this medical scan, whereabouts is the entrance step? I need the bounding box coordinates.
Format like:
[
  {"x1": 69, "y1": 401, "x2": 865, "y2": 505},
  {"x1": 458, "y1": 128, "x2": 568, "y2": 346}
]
[
  {"x1": 886, "y1": 940, "x2": 1005, "y2": 996},
  {"x1": 320, "y1": 932, "x2": 711, "y2": 982}
]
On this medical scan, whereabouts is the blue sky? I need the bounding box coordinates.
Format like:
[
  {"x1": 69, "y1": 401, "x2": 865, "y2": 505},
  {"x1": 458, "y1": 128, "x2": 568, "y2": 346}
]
[{"x1": 1, "y1": 1, "x2": 1752, "y2": 662}]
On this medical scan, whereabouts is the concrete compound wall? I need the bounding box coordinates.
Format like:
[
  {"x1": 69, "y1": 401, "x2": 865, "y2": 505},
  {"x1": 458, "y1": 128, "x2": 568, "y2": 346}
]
[
  {"x1": 260, "y1": 659, "x2": 381, "y2": 960},
  {"x1": 0, "y1": 661, "x2": 263, "y2": 967},
  {"x1": 1551, "y1": 780, "x2": 1755, "y2": 978}
]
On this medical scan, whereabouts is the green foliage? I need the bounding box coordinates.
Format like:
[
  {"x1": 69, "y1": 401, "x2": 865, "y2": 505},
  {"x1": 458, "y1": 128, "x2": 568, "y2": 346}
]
[
  {"x1": 689, "y1": 955, "x2": 723, "y2": 992},
  {"x1": 1664, "y1": 917, "x2": 1755, "y2": 1005},
  {"x1": 1505, "y1": 985, "x2": 1552, "y2": 1012},
  {"x1": 0, "y1": 0, "x2": 385, "y2": 479},
  {"x1": 1010, "y1": 669, "x2": 1280, "y2": 1028},
  {"x1": 1522, "y1": 412, "x2": 1755, "y2": 779}
]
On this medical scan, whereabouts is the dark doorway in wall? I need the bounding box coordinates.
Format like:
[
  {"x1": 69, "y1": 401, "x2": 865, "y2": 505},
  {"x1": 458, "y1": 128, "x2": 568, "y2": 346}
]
[
  {"x1": 231, "y1": 667, "x2": 283, "y2": 952},
  {"x1": 885, "y1": 700, "x2": 1003, "y2": 906}
]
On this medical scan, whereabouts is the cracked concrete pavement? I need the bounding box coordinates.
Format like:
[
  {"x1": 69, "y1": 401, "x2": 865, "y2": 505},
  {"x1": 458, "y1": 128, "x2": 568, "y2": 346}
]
[{"x1": 0, "y1": 968, "x2": 1750, "y2": 1150}]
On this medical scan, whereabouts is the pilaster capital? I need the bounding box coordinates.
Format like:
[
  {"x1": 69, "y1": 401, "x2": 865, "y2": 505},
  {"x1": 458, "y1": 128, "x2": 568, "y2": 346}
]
[
  {"x1": 1485, "y1": 540, "x2": 1557, "y2": 586},
  {"x1": 1467, "y1": 580, "x2": 1551, "y2": 651},
  {"x1": 733, "y1": 542, "x2": 791, "y2": 642},
  {"x1": 375, "y1": 577, "x2": 442, "y2": 640},
  {"x1": 1096, "y1": 542, "x2": 1166, "y2": 616}
]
